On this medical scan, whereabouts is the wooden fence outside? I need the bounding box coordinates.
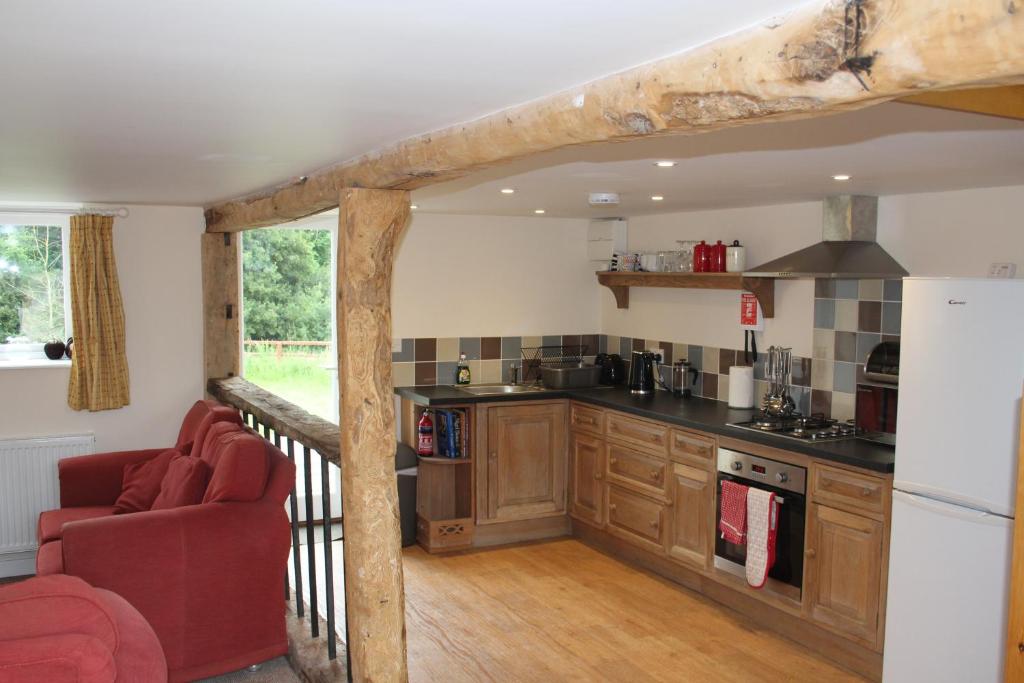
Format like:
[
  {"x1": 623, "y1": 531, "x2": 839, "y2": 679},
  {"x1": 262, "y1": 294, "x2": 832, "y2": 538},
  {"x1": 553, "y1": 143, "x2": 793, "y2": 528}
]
[{"x1": 244, "y1": 340, "x2": 331, "y2": 360}]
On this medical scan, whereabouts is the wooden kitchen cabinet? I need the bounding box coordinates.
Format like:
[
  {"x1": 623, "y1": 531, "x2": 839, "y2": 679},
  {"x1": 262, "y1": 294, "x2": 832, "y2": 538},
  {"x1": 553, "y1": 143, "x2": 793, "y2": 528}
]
[
  {"x1": 665, "y1": 462, "x2": 712, "y2": 571},
  {"x1": 805, "y1": 502, "x2": 885, "y2": 646},
  {"x1": 569, "y1": 432, "x2": 605, "y2": 527},
  {"x1": 478, "y1": 402, "x2": 568, "y2": 523},
  {"x1": 606, "y1": 483, "x2": 666, "y2": 554}
]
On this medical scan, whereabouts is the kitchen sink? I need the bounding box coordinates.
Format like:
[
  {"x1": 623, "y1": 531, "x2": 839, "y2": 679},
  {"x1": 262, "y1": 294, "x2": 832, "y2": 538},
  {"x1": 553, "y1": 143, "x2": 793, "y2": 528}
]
[{"x1": 455, "y1": 383, "x2": 547, "y2": 396}]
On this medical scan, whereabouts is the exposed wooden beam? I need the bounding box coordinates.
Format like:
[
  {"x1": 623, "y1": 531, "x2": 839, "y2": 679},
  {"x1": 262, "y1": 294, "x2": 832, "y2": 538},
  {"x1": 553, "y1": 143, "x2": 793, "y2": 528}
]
[
  {"x1": 205, "y1": 0, "x2": 1024, "y2": 232},
  {"x1": 898, "y1": 85, "x2": 1024, "y2": 121},
  {"x1": 201, "y1": 232, "x2": 241, "y2": 383},
  {"x1": 336, "y1": 188, "x2": 411, "y2": 682}
]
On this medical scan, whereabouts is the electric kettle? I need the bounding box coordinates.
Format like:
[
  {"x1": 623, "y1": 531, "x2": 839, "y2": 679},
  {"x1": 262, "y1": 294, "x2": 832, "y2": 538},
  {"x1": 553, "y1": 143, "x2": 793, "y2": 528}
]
[{"x1": 628, "y1": 351, "x2": 660, "y2": 395}]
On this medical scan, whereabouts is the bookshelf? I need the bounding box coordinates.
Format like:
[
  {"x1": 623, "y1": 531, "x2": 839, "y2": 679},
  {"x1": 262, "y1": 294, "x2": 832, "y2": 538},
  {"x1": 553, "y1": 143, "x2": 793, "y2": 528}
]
[{"x1": 400, "y1": 398, "x2": 475, "y2": 552}]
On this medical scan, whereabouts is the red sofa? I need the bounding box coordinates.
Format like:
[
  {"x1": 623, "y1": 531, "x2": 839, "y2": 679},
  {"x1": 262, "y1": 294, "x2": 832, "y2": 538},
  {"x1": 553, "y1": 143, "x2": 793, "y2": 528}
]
[
  {"x1": 35, "y1": 401, "x2": 296, "y2": 683},
  {"x1": 0, "y1": 574, "x2": 166, "y2": 683}
]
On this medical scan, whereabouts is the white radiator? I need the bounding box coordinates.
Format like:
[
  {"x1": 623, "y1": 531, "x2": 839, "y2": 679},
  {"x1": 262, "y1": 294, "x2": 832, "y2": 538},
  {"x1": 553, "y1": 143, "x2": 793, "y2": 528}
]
[{"x1": 0, "y1": 434, "x2": 94, "y2": 555}]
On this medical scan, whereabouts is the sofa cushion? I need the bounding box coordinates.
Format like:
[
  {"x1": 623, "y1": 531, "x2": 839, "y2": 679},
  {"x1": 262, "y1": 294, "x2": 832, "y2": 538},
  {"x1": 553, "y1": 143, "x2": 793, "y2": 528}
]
[
  {"x1": 189, "y1": 407, "x2": 243, "y2": 460},
  {"x1": 175, "y1": 400, "x2": 220, "y2": 451},
  {"x1": 112, "y1": 448, "x2": 177, "y2": 514},
  {"x1": 203, "y1": 434, "x2": 270, "y2": 504},
  {"x1": 198, "y1": 420, "x2": 245, "y2": 469},
  {"x1": 151, "y1": 456, "x2": 210, "y2": 510},
  {"x1": 35, "y1": 540, "x2": 65, "y2": 575},
  {"x1": 38, "y1": 506, "x2": 117, "y2": 544}
]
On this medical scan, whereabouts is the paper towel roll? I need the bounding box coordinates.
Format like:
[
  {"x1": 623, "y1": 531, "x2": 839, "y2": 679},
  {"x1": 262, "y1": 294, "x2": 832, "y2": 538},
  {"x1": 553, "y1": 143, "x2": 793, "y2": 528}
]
[{"x1": 728, "y1": 366, "x2": 755, "y2": 409}]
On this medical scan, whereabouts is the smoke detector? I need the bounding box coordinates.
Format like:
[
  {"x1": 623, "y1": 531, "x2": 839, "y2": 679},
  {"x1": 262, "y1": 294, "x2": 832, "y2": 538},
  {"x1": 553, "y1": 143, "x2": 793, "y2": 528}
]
[{"x1": 588, "y1": 192, "x2": 620, "y2": 206}]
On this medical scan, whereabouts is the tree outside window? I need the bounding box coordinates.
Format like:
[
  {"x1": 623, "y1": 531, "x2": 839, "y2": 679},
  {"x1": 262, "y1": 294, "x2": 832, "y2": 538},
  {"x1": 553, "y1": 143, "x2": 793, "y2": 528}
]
[{"x1": 0, "y1": 224, "x2": 67, "y2": 346}]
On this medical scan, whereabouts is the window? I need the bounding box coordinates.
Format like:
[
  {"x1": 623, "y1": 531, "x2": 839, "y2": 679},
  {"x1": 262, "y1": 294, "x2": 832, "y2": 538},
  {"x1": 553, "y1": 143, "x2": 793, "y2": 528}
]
[{"x1": 0, "y1": 216, "x2": 71, "y2": 362}]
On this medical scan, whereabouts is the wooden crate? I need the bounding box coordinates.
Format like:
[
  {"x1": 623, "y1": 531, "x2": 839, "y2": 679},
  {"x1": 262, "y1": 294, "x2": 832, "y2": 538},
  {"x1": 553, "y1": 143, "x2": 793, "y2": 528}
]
[{"x1": 417, "y1": 515, "x2": 474, "y2": 553}]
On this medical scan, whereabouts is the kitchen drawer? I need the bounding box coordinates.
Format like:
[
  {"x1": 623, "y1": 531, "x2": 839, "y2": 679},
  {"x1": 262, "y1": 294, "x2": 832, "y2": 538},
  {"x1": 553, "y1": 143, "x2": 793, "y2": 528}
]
[
  {"x1": 669, "y1": 428, "x2": 715, "y2": 465},
  {"x1": 606, "y1": 484, "x2": 666, "y2": 553},
  {"x1": 607, "y1": 411, "x2": 668, "y2": 454},
  {"x1": 570, "y1": 403, "x2": 605, "y2": 435},
  {"x1": 812, "y1": 464, "x2": 887, "y2": 515},
  {"x1": 607, "y1": 442, "x2": 667, "y2": 497}
]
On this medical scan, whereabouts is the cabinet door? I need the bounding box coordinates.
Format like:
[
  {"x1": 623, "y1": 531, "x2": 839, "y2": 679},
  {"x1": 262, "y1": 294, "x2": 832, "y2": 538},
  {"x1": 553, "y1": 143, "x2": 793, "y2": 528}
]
[
  {"x1": 805, "y1": 503, "x2": 884, "y2": 644},
  {"x1": 606, "y1": 484, "x2": 666, "y2": 554},
  {"x1": 666, "y1": 462, "x2": 711, "y2": 570},
  {"x1": 570, "y1": 432, "x2": 605, "y2": 526},
  {"x1": 485, "y1": 403, "x2": 568, "y2": 522}
]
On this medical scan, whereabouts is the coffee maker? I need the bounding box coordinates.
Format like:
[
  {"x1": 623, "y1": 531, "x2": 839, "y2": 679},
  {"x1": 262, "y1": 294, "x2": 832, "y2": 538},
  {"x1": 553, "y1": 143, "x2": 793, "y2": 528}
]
[{"x1": 663, "y1": 359, "x2": 700, "y2": 398}]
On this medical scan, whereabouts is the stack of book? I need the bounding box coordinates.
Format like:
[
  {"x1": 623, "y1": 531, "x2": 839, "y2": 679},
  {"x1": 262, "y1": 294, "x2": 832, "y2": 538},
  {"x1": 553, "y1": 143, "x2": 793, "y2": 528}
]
[{"x1": 434, "y1": 408, "x2": 470, "y2": 458}]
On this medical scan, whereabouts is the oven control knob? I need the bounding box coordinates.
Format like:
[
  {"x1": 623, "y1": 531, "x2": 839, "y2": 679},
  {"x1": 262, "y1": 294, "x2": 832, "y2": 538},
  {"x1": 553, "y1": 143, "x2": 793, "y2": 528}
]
[
  {"x1": 776, "y1": 472, "x2": 789, "y2": 483},
  {"x1": 731, "y1": 461, "x2": 743, "y2": 471}
]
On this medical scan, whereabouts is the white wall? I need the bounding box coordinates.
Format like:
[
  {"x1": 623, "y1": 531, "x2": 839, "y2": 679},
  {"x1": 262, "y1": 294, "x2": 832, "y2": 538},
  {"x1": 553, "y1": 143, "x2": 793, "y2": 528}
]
[
  {"x1": 392, "y1": 212, "x2": 599, "y2": 338},
  {"x1": 601, "y1": 185, "x2": 1024, "y2": 356},
  {"x1": 0, "y1": 205, "x2": 205, "y2": 452}
]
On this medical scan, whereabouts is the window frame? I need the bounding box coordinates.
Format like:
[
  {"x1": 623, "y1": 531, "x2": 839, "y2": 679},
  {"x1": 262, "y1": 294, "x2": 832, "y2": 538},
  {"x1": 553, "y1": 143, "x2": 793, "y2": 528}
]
[{"x1": 0, "y1": 213, "x2": 72, "y2": 364}]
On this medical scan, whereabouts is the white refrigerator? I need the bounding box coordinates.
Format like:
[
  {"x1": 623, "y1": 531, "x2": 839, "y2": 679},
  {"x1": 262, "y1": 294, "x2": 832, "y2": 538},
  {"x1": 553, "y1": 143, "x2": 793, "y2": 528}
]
[{"x1": 883, "y1": 278, "x2": 1024, "y2": 682}]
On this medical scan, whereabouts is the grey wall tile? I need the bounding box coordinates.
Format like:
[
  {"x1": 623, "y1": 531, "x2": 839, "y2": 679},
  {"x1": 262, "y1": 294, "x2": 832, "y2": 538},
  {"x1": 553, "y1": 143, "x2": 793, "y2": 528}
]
[
  {"x1": 856, "y1": 333, "x2": 882, "y2": 365},
  {"x1": 458, "y1": 337, "x2": 481, "y2": 360},
  {"x1": 884, "y1": 279, "x2": 903, "y2": 302},
  {"x1": 501, "y1": 336, "x2": 522, "y2": 360},
  {"x1": 834, "y1": 331, "x2": 857, "y2": 362},
  {"x1": 814, "y1": 278, "x2": 836, "y2": 299},
  {"x1": 835, "y1": 279, "x2": 860, "y2": 299},
  {"x1": 392, "y1": 338, "x2": 414, "y2": 362},
  {"x1": 814, "y1": 299, "x2": 836, "y2": 329},
  {"x1": 598, "y1": 335, "x2": 609, "y2": 354},
  {"x1": 541, "y1": 335, "x2": 561, "y2": 348},
  {"x1": 619, "y1": 337, "x2": 633, "y2": 358},
  {"x1": 882, "y1": 302, "x2": 902, "y2": 335},
  {"x1": 436, "y1": 361, "x2": 459, "y2": 385},
  {"x1": 833, "y1": 361, "x2": 857, "y2": 393},
  {"x1": 687, "y1": 344, "x2": 703, "y2": 371}
]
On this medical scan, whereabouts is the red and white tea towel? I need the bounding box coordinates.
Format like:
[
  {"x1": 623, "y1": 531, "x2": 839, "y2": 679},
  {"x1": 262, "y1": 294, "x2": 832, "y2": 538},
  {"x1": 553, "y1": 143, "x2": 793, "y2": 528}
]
[
  {"x1": 745, "y1": 487, "x2": 779, "y2": 589},
  {"x1": 719, "y1": 480, "x2": 749, "y2": 545}
]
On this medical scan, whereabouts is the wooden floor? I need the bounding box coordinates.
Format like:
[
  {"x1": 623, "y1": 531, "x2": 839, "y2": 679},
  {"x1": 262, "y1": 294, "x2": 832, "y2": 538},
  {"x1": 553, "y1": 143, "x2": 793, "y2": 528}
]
[{"x1": 403, "y1": 539, "x2": 865, "y2": 683}]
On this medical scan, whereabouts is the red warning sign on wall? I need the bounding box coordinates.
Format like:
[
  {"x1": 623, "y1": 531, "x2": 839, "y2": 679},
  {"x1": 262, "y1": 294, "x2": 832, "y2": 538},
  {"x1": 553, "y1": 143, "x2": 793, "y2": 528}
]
[{"x1": 740, "y1": 292, "x2": 761, "y2": 330}]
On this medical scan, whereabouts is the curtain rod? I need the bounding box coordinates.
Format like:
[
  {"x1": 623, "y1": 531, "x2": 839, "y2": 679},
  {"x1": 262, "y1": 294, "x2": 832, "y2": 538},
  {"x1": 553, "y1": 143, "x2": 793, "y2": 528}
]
[{"x1": 0, "y1": 206, "x2": 130, "y2": 218}]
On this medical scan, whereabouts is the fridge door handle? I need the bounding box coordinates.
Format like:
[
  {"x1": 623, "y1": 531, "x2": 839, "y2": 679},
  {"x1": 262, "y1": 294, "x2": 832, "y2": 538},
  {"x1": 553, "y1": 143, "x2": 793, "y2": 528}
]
[{"x1": 894, "y1": 490, "x2": 1011, "y2": 527}]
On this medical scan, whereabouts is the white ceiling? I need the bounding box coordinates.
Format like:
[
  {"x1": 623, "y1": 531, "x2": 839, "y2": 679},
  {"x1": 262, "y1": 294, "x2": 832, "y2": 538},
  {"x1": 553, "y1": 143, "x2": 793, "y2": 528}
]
[
  {"x1": 412, "y1": 103, "x2": 1024, "y2": 218},
  {"x1": 0, "y1": 0, "x2": 811, "y2": 206}
]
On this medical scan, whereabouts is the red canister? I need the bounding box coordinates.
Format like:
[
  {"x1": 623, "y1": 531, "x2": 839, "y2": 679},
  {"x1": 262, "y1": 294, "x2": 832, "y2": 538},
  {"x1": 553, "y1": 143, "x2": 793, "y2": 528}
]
[
  {"x1": 694, "y1": 240, "x2": 709, "y2": 272},
  {"x1": 712, "y1": 240, "x2": 727, "y2": 272}
]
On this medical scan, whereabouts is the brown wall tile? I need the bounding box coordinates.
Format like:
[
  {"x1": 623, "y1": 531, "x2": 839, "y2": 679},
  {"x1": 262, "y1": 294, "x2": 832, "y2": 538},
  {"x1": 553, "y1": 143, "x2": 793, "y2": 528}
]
[
  {"x1": 658, "y1": 341, "x2": 673, "y2": 365},
  {"x1": 414, "y1": 338, "x2": 437, "y2": 362},
  {"x1": 414, "y1": 361, "x2": 437, "y2": 386},
  {"x1": 632, "y1": 338, "x2": 646, "y2": 353},
  {"x1": 811, "y1": 388, "x2": 832, "y2": 418},
  {"x1": 580, "y1": 334, "x2": 599, "y2": 356},
  {"x1": 719, "y1": 349, "x2": 737, "y2": 374},
  {"x1": 480, "y1": 337, "x2": 501, "y2": 360},
  {"x1": 702, "y1": 372, "x2": 719, "y2": 400},
  {"x1": 858, "y1": 301, "x2": 882, "y2": 333}
]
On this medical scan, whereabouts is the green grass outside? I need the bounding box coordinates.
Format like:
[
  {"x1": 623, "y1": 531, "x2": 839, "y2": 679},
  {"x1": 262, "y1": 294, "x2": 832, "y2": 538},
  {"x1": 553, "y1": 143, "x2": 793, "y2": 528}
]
[{"x1": 243, "y1": 350, "x2": 335, "y2": 422}]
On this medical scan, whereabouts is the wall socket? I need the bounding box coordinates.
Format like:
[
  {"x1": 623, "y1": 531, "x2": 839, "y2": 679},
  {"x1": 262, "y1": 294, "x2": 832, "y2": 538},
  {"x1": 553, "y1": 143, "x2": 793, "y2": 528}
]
[{"x1": 989, "y1": 263, "x2": 1017, "y2": 279}]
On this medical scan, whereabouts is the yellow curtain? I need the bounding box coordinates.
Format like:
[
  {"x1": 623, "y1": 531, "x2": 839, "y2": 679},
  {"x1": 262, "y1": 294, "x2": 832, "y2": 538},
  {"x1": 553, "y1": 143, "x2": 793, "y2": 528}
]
[{"x1": 67, "y1": 214, "x2": 130, "y2": 411}]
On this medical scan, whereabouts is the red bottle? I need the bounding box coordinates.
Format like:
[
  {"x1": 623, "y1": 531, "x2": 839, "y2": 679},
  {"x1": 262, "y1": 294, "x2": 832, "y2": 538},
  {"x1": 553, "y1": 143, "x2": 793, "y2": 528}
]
[
  {"x1": 712, "y1": 240, "x2": 727, "y2": 272},
  {"x1": 694, "y1": 240, "x2": 709, "y2": 272},
  {"x1": 417, "y1": 410, "x2": 434, "y2": 456}
]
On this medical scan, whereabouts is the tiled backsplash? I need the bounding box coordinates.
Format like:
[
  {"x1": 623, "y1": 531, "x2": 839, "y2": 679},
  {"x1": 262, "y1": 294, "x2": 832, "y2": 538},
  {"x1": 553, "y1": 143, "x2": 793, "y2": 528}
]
[{"x1": 394, "y1": 278, "x2": 903, "y2": 421}]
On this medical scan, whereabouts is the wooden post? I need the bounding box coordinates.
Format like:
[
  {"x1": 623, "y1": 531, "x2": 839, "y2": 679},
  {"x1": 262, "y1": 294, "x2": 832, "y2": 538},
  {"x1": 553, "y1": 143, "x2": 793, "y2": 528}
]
[
  {"x1": 201, "y1": 232, "x2": 242, "y2": 383},
  {"x1": 336, "y1": 188, "x2": 411, "y2": 682},
  {"x1": 1004, "y1": 400, "x2": 1024, "y2": 679}
]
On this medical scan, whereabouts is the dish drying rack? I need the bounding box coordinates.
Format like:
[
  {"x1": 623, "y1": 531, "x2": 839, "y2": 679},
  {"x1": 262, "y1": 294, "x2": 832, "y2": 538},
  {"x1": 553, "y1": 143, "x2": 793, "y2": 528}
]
[{"x1": 519, "y1": 344, "x2": 589, "y2": 383}]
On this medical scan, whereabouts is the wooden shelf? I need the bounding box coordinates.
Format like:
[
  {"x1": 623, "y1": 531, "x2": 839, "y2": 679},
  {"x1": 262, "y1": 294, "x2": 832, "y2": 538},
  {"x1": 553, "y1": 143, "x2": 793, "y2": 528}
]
[
  {"x1": 418, "y1": 456, "x2": 472, "y2": 465},
  {"x1": 596, "y1": 271, "x2": 775, "y2": 317}
]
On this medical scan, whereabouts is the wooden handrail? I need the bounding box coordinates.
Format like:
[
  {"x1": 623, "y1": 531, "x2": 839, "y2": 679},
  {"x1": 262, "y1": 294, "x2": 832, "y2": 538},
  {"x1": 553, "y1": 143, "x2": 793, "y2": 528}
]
[{"x1": 207, "y1": 376, "x2": 340, "y2": 467}]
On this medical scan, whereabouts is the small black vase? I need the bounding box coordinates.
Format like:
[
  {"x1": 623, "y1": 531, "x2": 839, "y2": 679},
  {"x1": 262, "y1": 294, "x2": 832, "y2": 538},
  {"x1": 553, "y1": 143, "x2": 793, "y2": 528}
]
[{"x1": 44, "y1": 340, "x2": 66, "y2": 360}]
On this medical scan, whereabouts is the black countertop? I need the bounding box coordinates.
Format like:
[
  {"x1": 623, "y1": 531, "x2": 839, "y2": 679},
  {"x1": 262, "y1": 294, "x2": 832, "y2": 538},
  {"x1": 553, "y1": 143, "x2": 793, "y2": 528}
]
[{"x1": 395, "y1": 385, "x2": 896, "y2": 474}]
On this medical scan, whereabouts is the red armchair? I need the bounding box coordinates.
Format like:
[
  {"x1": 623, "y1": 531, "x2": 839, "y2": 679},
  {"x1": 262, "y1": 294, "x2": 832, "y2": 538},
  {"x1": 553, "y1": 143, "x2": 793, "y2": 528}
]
[
  {"x1": 0, "y1": 574, "x2": 167, "y2": 682},
  {"x1": 35, "y1": 403, "x2": 296, "y2": 683}
]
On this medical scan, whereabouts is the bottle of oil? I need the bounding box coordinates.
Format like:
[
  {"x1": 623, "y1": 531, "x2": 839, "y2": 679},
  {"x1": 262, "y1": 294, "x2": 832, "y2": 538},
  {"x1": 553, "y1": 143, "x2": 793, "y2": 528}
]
[{"x1": 456, "y1": 353, "x2": 471, "y2": 385}]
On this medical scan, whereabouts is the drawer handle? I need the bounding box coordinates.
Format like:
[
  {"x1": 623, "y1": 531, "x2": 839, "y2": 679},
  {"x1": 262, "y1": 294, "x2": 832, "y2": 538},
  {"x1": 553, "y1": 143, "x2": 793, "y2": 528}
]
[
  {"x1": 861, "y1": 486, "x2": 873, "y2": 497},
  {"x1": 820, "y1": 479, "x2": 833, "y2": 488},
  {"x1": 649, "y1": 470, "x2": 660, "y2": 480},
  {"x1": 648, "y1": 520, "x2": 659, "y2": 529},
  {"x1": 650, "y1": 434, "x2": 660, "y2": 442},
  {"x1": 594, "y1": 472, "x2": 603, "y2": 480},
  {"x1": 609, "y1": 503, "x2": 617, "y2": 512},
  {"x1": 805, "y1": 548, "x2": 816, "y2": 558},
  {"x1": 609, "y1": 457, "x2": 618, "y2": 465},
  {"x1": 577, "y1": 415, "x2": 595, "y2": 425},
  {"x1": 489, "y1": 451, "x2": 497, "y2": 461}
]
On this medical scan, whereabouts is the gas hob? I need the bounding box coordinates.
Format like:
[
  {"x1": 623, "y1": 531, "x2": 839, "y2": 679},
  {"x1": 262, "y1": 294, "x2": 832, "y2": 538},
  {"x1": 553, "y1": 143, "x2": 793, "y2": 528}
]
[{"x1": 728, "y1": 412, "x2": 863, "y2": 442}]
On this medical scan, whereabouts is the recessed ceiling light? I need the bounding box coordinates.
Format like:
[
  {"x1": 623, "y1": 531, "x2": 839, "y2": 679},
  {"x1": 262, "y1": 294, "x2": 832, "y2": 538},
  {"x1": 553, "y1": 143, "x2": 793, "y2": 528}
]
[
  {"x1": 410, "y1": 204, "x2": 419, "y2": 209},
  {"x1": 534, "y1": 209, "x2": 546, "y2": 215},
  {"x1": 651, "y1": 195, "x2": 664, "y2": 201},
  {"x1": 654, "y1": 161, "x2": 676, "y2": 168},
  {"x1": 832, "y1": 174, "x2": 851, "y2": 181},
  {"x1": 500, "y1": 188, "x2": 515, "y2": 194}
]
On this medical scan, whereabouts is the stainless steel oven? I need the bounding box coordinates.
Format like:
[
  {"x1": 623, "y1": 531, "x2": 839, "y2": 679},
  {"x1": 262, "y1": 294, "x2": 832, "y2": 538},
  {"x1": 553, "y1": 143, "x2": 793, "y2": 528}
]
[{"x1": 714, "y1": 448, "x2": 807, "y2": 600}]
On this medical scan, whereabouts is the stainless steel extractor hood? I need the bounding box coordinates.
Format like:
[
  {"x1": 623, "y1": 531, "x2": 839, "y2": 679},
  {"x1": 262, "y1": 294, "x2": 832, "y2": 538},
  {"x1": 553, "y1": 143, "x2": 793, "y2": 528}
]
[{"x1": 744, "y1": 195, "x2": 908, "y2": 279}]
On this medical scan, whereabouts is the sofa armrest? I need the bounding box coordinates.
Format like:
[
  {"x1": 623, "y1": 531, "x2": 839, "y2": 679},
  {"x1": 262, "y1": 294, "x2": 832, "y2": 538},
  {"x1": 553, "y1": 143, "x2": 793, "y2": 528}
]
[
  {"x1": 0, "y1": 633, "x2": 116, "y2": 683},
  {"x1": 59, "y1": 448, "x2": 168, "y2": 507},
  {"x1": 61, "y1": 503, "x2": 291, "y2": 671}
]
